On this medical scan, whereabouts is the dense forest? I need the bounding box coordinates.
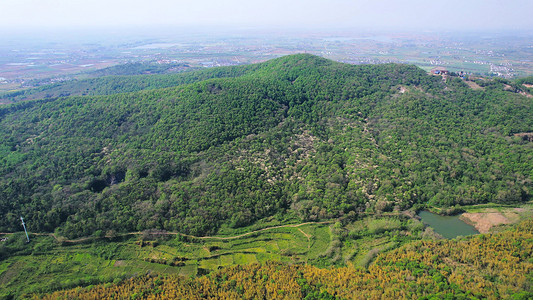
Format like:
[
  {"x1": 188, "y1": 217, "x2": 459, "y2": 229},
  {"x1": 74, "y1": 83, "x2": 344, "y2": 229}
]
[
  {"x1": 39, "y1": 219, "x2": 533, "y2": 299},
  {"x1": 0, "y1": 54, "x2": 532, "y2": 238},
  {"x1": 0, "y1": 61, "x2": 257, "y2": 102}
]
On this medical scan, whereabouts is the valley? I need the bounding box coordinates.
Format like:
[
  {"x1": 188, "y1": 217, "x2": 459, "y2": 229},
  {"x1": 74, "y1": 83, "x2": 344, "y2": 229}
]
[
  {"x1": 1, "y1": 211, "x2": 530, "y2": 298},
  {"x1": 0, "y1": 54, "x2": 532, "y2": 299}
]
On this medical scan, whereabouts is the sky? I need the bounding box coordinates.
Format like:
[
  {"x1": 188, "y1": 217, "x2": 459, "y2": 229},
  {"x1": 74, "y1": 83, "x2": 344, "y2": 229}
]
[{"x1": 0, "y1": 0, "x2": 532, "y2": 33}]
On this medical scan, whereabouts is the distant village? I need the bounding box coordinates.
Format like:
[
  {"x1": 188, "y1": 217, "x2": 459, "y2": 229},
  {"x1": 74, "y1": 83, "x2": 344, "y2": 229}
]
[
  {"x1": 0, "y1": 33, "x2": 528, "y2": 94},
  {"x1": 430, "y1": 67, "x2": 467, "y2": 78}
]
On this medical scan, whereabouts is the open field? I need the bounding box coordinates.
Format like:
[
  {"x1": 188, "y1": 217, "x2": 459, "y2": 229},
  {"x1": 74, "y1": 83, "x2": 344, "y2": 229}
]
[
  {"x1": 0, "y1": 223, "x2": 332, "y2": 297},
  {"x1": 0, "y1": 213, "x2": 429, "y2": 298},
  {"x1": 1, "y1": 202, "x2": 531, "y2": 298},
  {"x1": 460, "y1": 202, "x2": 533, "y2": 233},
  {"x1": 1, "y1": 31, "x2": 531, "y2": 94}
]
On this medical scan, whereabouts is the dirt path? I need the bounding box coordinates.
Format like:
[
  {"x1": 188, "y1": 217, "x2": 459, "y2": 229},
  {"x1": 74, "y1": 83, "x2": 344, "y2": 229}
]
[
  {"x1": 182, "y1": 221, "x2": 332, "y2": 240},
  {"x1": 6, "y1": 221, "x2": 333, "y2": 244},
  {"x1": 297, "y1": 228, "x2": 311, "y2": 240},
  {"x1": 297, "y1": 228, "x2": 312, "y2": 250}
]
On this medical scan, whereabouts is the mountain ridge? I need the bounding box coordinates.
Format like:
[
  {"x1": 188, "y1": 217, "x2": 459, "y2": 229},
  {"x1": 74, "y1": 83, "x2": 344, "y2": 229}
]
[
  {"x1": 0, "y1": 54, "x2": 428, "y2": 103},
  {"x1": 0, "y1": 54, "x2": 531, "y2": 238}
]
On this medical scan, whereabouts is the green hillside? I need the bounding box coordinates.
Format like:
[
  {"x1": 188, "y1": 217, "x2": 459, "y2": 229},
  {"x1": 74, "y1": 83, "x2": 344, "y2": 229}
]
[
  {"x1": 38, "y1": 219, "x2": 533, "y2": 299},
  {"x1": 0, "y1": 62, "x2": 258, "y2": 103},
  {"x1": 0, "y1": 54, "x2": 532, "y2": 239}
]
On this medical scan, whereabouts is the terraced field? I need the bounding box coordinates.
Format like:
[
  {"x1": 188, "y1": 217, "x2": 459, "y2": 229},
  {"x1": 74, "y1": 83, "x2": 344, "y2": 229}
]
[
  {"x1": 3, "y1": 204, "x2": 528, "y2": 298},
  {"x1": 0, "y1": 223, "x2": 334, "y2": 297}
]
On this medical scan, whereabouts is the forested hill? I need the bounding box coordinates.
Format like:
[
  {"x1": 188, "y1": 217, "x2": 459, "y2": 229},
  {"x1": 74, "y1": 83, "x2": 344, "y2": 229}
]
[
  {"x1": 0, "y1": 54, "x2": 531, "y2": 238},
  {"x1": 0, "y1": 61, "x2": 259, "y2": 103}
]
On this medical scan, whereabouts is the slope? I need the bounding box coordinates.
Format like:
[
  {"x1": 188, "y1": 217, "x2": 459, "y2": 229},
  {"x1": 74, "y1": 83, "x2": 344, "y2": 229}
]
[
  {"x1": 0, "y1": 62, "x2": 259, "y2": 103},
  {"x1": 39, "y1": 219, "x2": 533, "y2": 299},
  {"x1": 0, "y1": 54, "x2": 531, "y2": 238}
]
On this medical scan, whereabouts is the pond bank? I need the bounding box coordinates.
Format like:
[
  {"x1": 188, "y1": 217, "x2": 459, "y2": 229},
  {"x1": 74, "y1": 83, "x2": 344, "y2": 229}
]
[
  {"x1": 423, "y1": 202, "x2": 532, "y2": 235},
  {"x1": 418, "y1": 211, "x2": 478, "y2": 239},
  {"x1": 460, "y1": 207, "x2": 530, "y2": 233}
]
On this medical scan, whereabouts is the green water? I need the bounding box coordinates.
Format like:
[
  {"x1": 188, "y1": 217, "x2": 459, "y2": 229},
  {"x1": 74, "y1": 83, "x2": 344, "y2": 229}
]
[{"x1": 418, "y1": 211, "x2": 479, "y2": 239}]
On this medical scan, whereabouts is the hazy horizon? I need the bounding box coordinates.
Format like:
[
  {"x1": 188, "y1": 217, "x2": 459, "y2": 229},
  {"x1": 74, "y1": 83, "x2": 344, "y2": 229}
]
[{"x1": 1, "y1": 0, "x2": 532, "y2": 36}]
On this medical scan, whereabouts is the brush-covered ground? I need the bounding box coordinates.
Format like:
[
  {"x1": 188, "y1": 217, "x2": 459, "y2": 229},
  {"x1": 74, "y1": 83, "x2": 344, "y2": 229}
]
[
  {"x1": 0, "y1": 54, "x2": 532, "y2": 299},
  {"x1": 20, "y1": 219, "x2": 533, "y2": 299}
]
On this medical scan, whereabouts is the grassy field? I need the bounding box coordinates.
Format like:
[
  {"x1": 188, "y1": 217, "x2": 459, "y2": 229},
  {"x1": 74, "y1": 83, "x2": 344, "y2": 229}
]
[
  {"x1": 459, "y1": 201, "x2": 533, "y2": 233},
  {"x1": 0, "y1": 215, "x2": 418, "y2": 298},
  {"x1": 0, "y1": 223, "x2": 333, "y2": 298},
  {"x1": 460, "y1": 201, "x2": 533, "y2": 213},
  {"x1": 1, "y1": 205, "x2": 529, "y2": 298}
]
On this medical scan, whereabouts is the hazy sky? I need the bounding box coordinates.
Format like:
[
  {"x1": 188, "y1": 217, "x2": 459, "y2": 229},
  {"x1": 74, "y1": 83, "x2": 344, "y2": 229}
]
[{"x1": 1, "y1": 0, "x2": 532, "y2": 33}]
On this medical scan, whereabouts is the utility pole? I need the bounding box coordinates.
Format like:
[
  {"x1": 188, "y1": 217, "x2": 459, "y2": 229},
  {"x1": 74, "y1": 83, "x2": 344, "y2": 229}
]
[{"x1": 20, "y1": 216, "x2": 29, "y2": 243}]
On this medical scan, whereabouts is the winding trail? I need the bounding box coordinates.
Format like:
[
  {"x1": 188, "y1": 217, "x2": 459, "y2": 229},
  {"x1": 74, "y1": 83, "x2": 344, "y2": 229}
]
[
  {"x1": 185, "y1": 221, "x2": 332, "y2": 240},
  {"x1": 2, "y1": 221, "x2": 333, "y2": 244}
]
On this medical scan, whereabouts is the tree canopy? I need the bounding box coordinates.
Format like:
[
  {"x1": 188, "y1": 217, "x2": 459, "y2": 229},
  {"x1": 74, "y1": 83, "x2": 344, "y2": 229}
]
[{"x1": 0, "y1": 54, "x2": 531, "y2": 238}]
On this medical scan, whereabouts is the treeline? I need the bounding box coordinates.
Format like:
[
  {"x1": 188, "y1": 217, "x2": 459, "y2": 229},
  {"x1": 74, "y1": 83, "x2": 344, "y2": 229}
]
[
  {"x1": 0, "y1": 61, "x2": 260, "y2": 103},
  {"x1": 86, "y1": 61, "x2": 193, "y2": 77},
  {"x1": 0, "y1": 54, "x2": 532, "y2": 238},
  {"x1": 38, "y1": 219, "x2": 533, "y2": 299}
]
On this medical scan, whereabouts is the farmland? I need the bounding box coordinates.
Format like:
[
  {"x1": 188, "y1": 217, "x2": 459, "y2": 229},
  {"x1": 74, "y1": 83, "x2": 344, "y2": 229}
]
[
  {"x1": 1, "y1": 206, "x2": 530, "y2": 298},
  {"x1": 0, "y1": 212, "x2": 426, "y2": 297},
  {"x1": 1, "y1": 30, "x2": 531, "y2": 94}
]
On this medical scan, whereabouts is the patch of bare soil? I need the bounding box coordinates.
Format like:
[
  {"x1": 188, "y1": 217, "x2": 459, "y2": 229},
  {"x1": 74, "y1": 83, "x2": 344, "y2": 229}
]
[
  {"x1": 513, "y1": 132, "x2": 533, "y2": 142},
  {"x1": 503, "y1": 84, "x2": 513, "y2": 91},
  {"x1": 398, "y1": 86, "x2": 407, "y2": 93},
  {"x1": 113, "y1": 260, "x2": 125, "y2": 267},
  {"x1": 500, "y1": 84, "x2": 532, "y2": 97},
  {"x1": 464, "y1": 80, "x2": 484, "y2": 91},
  {"x1": 519, "y1": 91, "x2": 533, "y2": 98},
  {"x1": 461, "y1": 212, "x2": 514, "y2": 233},
  {"x1": 0, "y1": 261, "x2": 22, "y2": 285},
  {"x1": 523, "y1": 84, "x2": 533, "y2": 88}
]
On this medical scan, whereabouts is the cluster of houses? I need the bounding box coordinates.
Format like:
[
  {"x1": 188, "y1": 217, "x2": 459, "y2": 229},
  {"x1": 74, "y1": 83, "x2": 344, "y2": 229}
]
[
  {"x1": 0, "y1": 237, "x2": 8, "y2": 242},
  {"x1": 431, "y1": 67, "x2": 467, "y2": 78},
  {"x1": 431, "y1": 67, "x2": 449, "y2": 75}
]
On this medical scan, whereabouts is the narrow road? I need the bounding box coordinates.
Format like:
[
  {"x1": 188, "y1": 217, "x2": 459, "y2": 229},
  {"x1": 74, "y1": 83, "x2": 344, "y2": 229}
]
[
  {"x1": 3, "y1": 221, "x2": 334, "y2": 244},
  {"x1": 187, "y1": 221, "x2": 332, "y2": 240}
]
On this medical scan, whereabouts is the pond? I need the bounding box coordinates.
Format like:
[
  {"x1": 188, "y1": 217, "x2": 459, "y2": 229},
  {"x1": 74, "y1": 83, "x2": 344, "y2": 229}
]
[{"x1": 418, "y1": 211, "x2": 479, "y2": 239}]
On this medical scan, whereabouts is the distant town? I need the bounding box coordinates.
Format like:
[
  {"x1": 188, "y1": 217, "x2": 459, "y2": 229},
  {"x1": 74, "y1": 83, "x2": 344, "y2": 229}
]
[{"x1": 1, "y1": 30, "x2": 531, "y2": 91}]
